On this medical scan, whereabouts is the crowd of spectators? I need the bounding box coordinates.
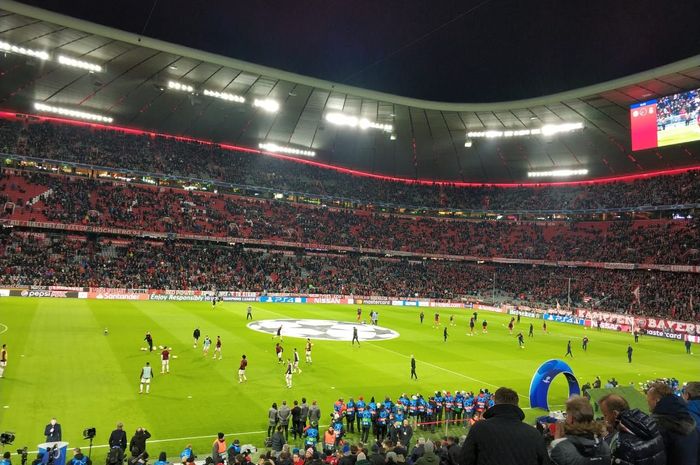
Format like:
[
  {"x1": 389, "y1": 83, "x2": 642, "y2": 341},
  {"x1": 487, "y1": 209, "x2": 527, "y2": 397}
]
[
  {"x1": 2, "y1": 171, "x2": 698, "y2": 266},
  {"x1": 1, "y1": 232, "x2": 698, "y2": 319},
  {"x1": 1, "y1": 118, "x2": 699, "y2": 211}
]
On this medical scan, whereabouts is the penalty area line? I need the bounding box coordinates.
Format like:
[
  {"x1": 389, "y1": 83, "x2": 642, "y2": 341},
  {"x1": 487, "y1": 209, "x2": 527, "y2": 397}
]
[{"x1": 365, "y1": 342, "x2": 528, "y2": 399}]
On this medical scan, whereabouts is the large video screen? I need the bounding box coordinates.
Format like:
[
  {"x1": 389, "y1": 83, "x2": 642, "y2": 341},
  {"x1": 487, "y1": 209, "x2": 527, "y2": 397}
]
[{"x1": 630, "y1": 88, "x2": 700, "y2": 151}]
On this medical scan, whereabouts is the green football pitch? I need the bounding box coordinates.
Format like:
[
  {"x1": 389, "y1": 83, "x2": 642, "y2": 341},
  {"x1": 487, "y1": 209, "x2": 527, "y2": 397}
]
[{"x1": 0, "y1": 298, "x2": 696, "y2": 461}]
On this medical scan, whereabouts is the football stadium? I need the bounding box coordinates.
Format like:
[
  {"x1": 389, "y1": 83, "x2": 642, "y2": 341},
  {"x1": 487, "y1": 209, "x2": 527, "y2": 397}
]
[{"x1": 0, "y1": 2, "x2": 699, "y2": 465}]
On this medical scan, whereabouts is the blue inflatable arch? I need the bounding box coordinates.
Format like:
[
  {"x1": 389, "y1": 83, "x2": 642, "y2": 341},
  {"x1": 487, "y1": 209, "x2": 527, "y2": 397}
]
[{"x1": 529, "y1": 359, "x2": 580, "y2": 410}]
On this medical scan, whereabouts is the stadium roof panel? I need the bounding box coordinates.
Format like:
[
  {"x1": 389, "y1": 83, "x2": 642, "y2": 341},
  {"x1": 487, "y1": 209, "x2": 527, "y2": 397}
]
[{"x1": 1, "y1": 0, "x2": 700, "y2": 183}]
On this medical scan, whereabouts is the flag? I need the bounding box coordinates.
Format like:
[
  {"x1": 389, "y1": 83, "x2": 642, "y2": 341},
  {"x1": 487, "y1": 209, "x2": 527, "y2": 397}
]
[{"x1": 632, "y1": 285, "x2": 641, "y2": 304}]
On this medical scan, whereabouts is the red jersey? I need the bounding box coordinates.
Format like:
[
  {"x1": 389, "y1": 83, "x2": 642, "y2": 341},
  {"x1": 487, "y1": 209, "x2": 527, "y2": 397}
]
[
  {"x1": 276, "y1": 345, "x2": 283, "y2": 354},
  {"x1": 161, "y1": 349, "x2": 170, "y2": 360},
  {"x1": 239, "y1": 359, "x2": 248, "y2": 370}
]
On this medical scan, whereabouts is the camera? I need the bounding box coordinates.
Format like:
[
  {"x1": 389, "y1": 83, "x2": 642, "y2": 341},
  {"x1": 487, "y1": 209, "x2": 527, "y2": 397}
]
[
  {"x1": 16, "y1": 448, "x2": 28, "y2": 465},
  {"x1": 83, "y1": 428, "x2": 96, "y2": 440},
  {"x1": 0, "y1": 432, "x2": 15, "y2": 445}
]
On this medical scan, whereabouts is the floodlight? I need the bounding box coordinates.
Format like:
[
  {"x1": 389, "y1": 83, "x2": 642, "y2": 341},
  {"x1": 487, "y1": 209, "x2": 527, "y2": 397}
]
[
  {"x1": 167, "y1": 81, "x2": 194, "y2": 93},
  {"x1": 259, "y1": 142, "x2": 315, "y2": 157},
  {"x1": 58, "y1": 55, "x2": 102, "y2": 72},
  {"x1": 467, "y1": 122, "x2": 584, "y2": 139},
  {"x1": 253, "y1": 98, "x2": 280, "y2": 113},
  {"x1": 527, "y1": 169, "x2": 589, "y2": 178},
  {"x1": 203, "y1": 89, "x2": 245, "y2": 103},
  {"x1": 34, "y1": 102, "x2": 113, "y2": 123},
  {"x1": 0, "y1": 41, "x2": 49, "y2": 60}
]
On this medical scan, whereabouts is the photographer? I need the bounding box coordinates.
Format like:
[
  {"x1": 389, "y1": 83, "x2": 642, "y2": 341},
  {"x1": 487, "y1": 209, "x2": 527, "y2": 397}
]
[
  {"x1": 129, "y1": 428, "x2": 151, "y2": 464},
  {"x1": 548, "y1": 396, "x2": 610, "y2": 465}
]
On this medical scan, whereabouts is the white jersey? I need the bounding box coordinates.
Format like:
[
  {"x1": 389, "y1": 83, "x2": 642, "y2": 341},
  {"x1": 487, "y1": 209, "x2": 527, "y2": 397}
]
[{"x1": 142, "y1": 366, "x2": 153, "y2": 379}]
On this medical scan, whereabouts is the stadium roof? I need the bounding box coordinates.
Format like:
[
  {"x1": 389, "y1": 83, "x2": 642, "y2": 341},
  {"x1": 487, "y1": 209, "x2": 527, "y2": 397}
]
[{"x1": 1, "y1": 0, "x2": 700, "y2": 183}]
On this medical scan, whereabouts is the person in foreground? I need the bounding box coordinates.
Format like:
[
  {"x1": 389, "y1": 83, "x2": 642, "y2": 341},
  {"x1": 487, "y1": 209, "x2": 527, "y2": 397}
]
[
  {"x1": 458, "y1": 386, "x2": 549, "y2": 465},
  {"x1": 548, "y1": 395, "x2": 610, "y2": 465},
  {"x1": 647, "y1": 382, "x2": 699, "y2": 465},
  {"x1": 599, "y1": 393, "x2": 665, "y2": 465}
]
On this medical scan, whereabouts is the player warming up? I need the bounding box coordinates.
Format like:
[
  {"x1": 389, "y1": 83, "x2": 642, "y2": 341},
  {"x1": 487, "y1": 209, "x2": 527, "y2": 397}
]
[
  {"x1": 482, "y1": 320, "x2": 488, "y2": 334},
  {"x1": 0, "y1": 344, "x2": 7, "y2": 378},
  {"x1": 419, "y1": 311, "x2": 424, "y2": 324},
  {"x1": 246, "y1": 305, "x2": 253, "y2": 320},
  {"x1": 202, "y1": 335, "x2": 212, "y2": 356},
  {"x1": 144, "y1": 332, "x2": 154, "y2": 352},
  {"x1": 139, "y1": 362, "x2": 154, "y2": 394},
  {"x1": 273, "y1": 325, "x2": 283, "y2": 342},
  {"x1": 213, "y1": 336, "x2": 223, "y2": 360},
  {"x1": 356, "y1": 307, "x2": 362, "y2": 322},
  {"x1": 193, "y1": 327, "x2": 200, "y2": 348},
  {"x1": 276, "y1": 342, "x2": 284, "y2": 363},
  {"x1": 468, "y1": 317, "x2": 475, "y2": 336},
  {"x1": 160, "y1": 346, "x2": 170, "y2": 374},
  {"x1": 443, "y1": 326, "x2": 448, "y2": 342},
  {"x1": 238, "y1": 355, "x2": 248, "y2": 383},
  {"x1": 543, "y1": 321, "x2": 548, "y2": 334},
  {"x1": 582, "y1": 336, "x2": 589, "y2": 352},
  {"x1": 305, "y1": 338, "x2": 313, "y2": 364},
  {"x1": 293, "y1": 348, "x2": 302, "y2": 374},
  {"x1": 410, "y1": 355, "x2": 418, "y2": 380},
  {"x1": 433, "y1": 312, "x2": 440, "y2": 328},
  {"x1": 517, "y1": 332, "x2": 525, "y2": 348},
  {"x1": 528, "y1": 323, "x2": 534, "y2": 337},
  {"x1": 285, "y1": 359, "x2": 293, "y2": 388},
  {"x1": 352, "y1": 326, "x2": 360, "y2": 346}
]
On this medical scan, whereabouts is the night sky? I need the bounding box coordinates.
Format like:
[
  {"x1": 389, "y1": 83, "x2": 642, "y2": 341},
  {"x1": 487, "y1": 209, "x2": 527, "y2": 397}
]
[{"x1": 18, "y1": 0, "x2": 700, "y2": 102}]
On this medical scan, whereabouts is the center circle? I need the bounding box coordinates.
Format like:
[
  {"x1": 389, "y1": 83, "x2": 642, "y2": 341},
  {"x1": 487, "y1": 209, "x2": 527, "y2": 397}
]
[{"x1": 247, "y1": 319, "x2": 400, "y2": 341}]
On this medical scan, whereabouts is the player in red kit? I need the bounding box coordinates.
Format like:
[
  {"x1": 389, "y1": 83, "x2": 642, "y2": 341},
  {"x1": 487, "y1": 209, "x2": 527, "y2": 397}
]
[
  {"x1": 161, "y1": 346, "x2": 170, "y2": 374},
  {"x1": 275, "y1": 343, "x2": 284, "y2": 364},
  {"x1": 238, "y1": 355, "x2": 248, "y2": 383}
]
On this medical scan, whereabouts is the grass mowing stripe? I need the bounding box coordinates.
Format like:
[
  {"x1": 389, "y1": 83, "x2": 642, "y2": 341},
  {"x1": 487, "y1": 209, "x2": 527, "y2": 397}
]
[{"x1": 366, "y1": 341, "x2": 528, "y2": 399}]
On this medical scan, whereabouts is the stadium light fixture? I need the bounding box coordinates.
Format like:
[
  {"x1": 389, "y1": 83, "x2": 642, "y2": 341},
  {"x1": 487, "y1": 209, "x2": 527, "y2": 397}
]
[
  {"x1": 527, "y1": 169, "x2": 589, "y2": 178},
  {"x1": 464, "y1": 139, "x2": 473, "y2": 148},
  {"x1": 34, "y1": 102, "x2": 113, "y2": 123},
  {"x1": 203, "y1": 89, "x2": 245, "y2": 103},
  {"x1": 0, "y1": 40, "x2": 49, "y2": 60},
  {"x1": 253, "y1": 98, "x2": 280, "y2": 113},
  {"x1": 325, "y1": 112, "x2": 393, "y2": 132},
  {"x1": 57, "y1": 55, "x2": 102, "y2": 72},
  {"x1": 467, "y1": 122, "x2": 584, "y2": 139},
  {"x1": 167, "y1": 80, "x2": 194, "y2": 93},
  {"x1": 259, "y1": 142, "x2": 315, "y2": 157}
]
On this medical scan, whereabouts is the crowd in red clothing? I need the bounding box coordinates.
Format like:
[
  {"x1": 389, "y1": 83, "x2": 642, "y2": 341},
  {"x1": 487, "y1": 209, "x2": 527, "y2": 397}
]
[
  {"x1": 1, "y1": 232, "x2": 697, "y2": 320},
  {"x1": 1, "y1": 118, "x2": 699, "y2": 211},
  {"x1": 1, "y1": 171, "x2": 698, "y2": 266}
]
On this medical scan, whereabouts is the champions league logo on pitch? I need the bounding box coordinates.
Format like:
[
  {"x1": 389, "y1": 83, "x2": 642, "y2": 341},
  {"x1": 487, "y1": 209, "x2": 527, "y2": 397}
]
[{"x1": 247, "y1": 319, "x2": 400, "y2": 342}]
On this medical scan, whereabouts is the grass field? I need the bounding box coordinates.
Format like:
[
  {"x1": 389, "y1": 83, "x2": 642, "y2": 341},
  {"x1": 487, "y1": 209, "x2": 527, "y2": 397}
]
[{"x1": 0, "y1": 298, "x2": 696, "y2": 462}]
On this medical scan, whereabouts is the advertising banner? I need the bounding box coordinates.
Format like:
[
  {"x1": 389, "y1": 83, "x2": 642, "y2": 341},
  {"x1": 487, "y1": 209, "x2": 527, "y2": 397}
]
[{"x1": 543, "y1": 313, "x2": 585, "y2": 325}]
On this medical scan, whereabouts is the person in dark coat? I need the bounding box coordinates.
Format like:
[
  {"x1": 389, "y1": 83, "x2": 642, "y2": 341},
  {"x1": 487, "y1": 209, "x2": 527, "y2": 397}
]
[
  {"x1": 548, "y1": 396, "x2": 610, "y2": 465},
  {"x1": 44, "y1": 418, "x2": 62, "y2": 442},
  {"x1": 599, "y1": 394, "x2": 665, "y2": 465},
  {"x1": 129, "y1": 428, "x2": 151, "y2": 460},
  {"x1": 458, "y1": 387, "x2": 548, "y2": 465},
  {"x1": 109, "y1": 423, "x2": 128, "y2": 451},
  {"x1": 647, "y1": 382, "x2": 699, "y2": 465}
]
